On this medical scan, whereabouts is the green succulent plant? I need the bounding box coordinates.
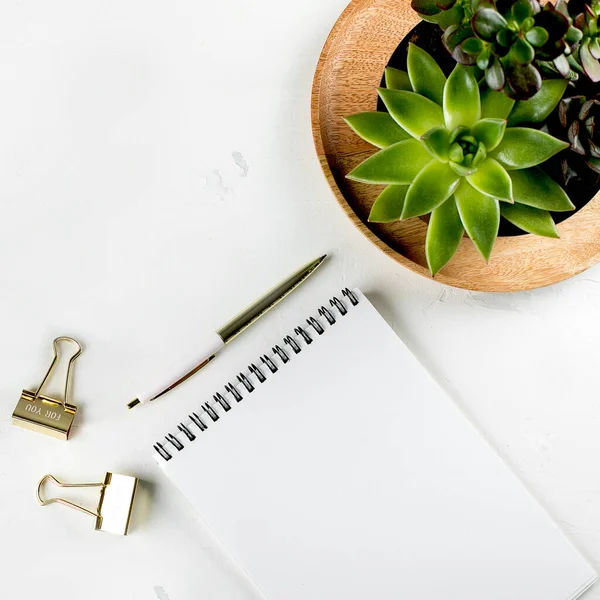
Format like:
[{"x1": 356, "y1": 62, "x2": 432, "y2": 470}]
[
  {"x1": 568, "y1": 0, "x2": 600, "y2": 80},
  {"x1": 471, "y1": 0, "x2": 575, "y2": 96},
  {"x1": 412, "y1": 0, "x2": 578, "y2": 99},
  {"x1": 345, "y1": 45, "x2": 573, "y2": 275}
]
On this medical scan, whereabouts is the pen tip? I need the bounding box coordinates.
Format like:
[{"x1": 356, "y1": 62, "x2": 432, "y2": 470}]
[{"x1": 127, "y1": 398, "x2": 141, "y2": 410}]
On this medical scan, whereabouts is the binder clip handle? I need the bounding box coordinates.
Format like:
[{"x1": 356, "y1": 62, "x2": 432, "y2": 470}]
[
  {"x1": 34, "y1": 337, "x2": 82, "y2": 409},
  {"x1": 37, "y1": 472, "x2": 138, "y2": 535},
  {"x1": 36, "y1": 474, "x2": 103, "y2": 518}
]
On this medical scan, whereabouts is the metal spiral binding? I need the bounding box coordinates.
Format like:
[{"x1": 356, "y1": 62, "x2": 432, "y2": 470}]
[
  {"x1": 203, "y1": 402, "x2": 219, "y2": 422},
  {"x1": 238, "y1": 373, "x2": 254, "y2": 393},
  {"x1": 155, "y1": 288, "x2": 359, "y2": 461},
  {"x1": 249, "y1": 363, "x2": 266, "y2": 382},
  {"x1": 190, "y1": 412, "x2": 207, "y2": 431},
  {"x1": 294, "y1": 327, "x2": 312, "y2": 345},
  {"x1": 307, "y1": 317, "x2": 324, "y2": 335},
  {"x1": 214, "y1": 392, "x2": 231, "y2": 411},
  {"x1": 273, "y1": 345, "x2": 289, "y2": 363},
  {"x1": 330, "y1": 296, "x2": 347, "y2": 315},
  {"x1": 261, "y1": 355, "x2": 278, "y2": 373},
  {"x1": 154, "y1": 441, "x2": 172, "y2": 461},
  {"x1": 178, "y1": 423, "x2": 196, "y2": 441},
  {"x1": 284, "y1": 335, "x2": 301, "y2": 354},
  {"x1": 166, "y1": 433, "x2": 183, "y2": 451},
  {"x1": 225, "y1": 382, "x2": 243, "y2": 401},
  {"x1": 343, "y1": 288, "x2": 359, "y2": 306},
  {"x1": 318, "y1": 306, "x2": 336, "y2": 325}
]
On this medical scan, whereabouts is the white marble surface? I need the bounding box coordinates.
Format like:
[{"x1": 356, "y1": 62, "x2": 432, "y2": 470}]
[{"x1": 1, "y1": 1, "x2": 599, "y2": 598}]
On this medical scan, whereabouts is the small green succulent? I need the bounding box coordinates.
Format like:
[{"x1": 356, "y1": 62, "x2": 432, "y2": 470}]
[
  {"x1": 569, "y1": 0, "x2": 600, "y2": 80},
  {"x1": 469, "y1": 0, "x2": 574, "y2": 97},
  {"x1": 345, "y1": 45, "x2": 573, "y2": 275},
  {"x1": 412, "y1": 0, "x2": 579, "y2": 99}
]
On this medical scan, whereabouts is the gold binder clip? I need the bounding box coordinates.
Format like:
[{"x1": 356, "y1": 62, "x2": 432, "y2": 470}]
[
  {"x1": 12, "y1": 337, "x2": 82, "y2": 440},
  {"x1": 36, "y1": 473, "x2": 138, "y2": 536}
]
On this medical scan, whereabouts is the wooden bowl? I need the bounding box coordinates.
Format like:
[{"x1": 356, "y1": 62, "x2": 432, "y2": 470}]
[{"x1": 311, "y1": 0, "x2": 600, "y2": 292}]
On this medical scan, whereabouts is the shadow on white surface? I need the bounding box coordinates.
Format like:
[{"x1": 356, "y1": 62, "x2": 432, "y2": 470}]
[{"x1": 129, "y1": 478, "x2": 154, "y2": 533}]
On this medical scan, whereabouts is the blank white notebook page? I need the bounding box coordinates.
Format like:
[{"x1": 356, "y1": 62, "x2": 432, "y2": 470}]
[{"x1": 158, "y1": 289, "x2": 596, "y2": 600}]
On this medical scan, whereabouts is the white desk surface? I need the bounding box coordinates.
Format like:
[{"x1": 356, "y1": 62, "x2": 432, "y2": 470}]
[{"x1": 1, "y1": 1, "x2": 599, "y2": 599}]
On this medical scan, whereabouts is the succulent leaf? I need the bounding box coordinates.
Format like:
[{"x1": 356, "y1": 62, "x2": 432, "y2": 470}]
[
  {"x1": 566, "y1": 25, "x2": 584, "y2": 44},
  {"x1": 378, "y1": 89, "x2": 445, "y2": 138},
  {"x1": 368, "y1": 185, "x2": 409, "y2": 222},
  {"x1": 449, "y1": 142, "x2": 466, "y2": 163},
  {"x1": 587, "y1": 156, "x2": 600, "y2": 172},
  {"x1": 504, "y1": 62, "x2": 542, "y2": 99},
  {"x1": 426, "y1": 196, "x2": 464, "y2": 275},
  {"x1": 491, "y1": 127, "x2": 569, "y2": 169},
  {"x1": 436, "y1": 0, "x2": 457, "y2": 11},
  {"x1": 460, "y1": 36, "x2": 485, "y2": 54},
  {"x1": 580, "y1": 38, "x2": 600, "y2": 81},
  {"x1": 555, "y1": 0, "x2": 569, "y2": 18},
  {"x1": 486, "y1": 57, "x2": 507, "y2": 91},
  {"x1": 344, "y1": 113, "x2": 411, "y2": 148},
  {"x1": 507, "y1": 79, "x2": 568, "y2": 126},
  {"x1": 554, "y1": 54, "x2": 571, "y2": 76},
  {"x1": 402, "y1": 161, "x2": 461, "y2": 219},
  {"x1": 443, "y1": 65, "x2": 481, "y2": 130},
  {"x1": 512, "y1": 0, "x2": 534, "y2": 22},
  {"x1": 449, "y1": 125, "x2": 470, "y2": 143},
  {"x1": 511, "y1": 38, "x2": 536, "y2": 64},
  {"x1": 421, "y1": 126, "x2": 452, "y2": 162},
  {"x1": 526, "y1": 26, "x2": 550, "y2": 46},
  {"x1": 497, "y1": 27, "x2": 517, "y2": 48},
  {"x1": 590, "y1": 38, "x2": 600, "y2": 58},
  {"x1": 454, "y1": 180, "x2": 500, "y2": 260},
  {"x1": 438, "y1": 3, "x2": 466, "y2": 29},
  {"x1": 509, "y1": 167, "x2": 575, "y2": 211},
  {"x1": 472, "y1": 8, "x2": 508, "y2": 41},
  {"x1": 347, "y1": 139, "x2": 432, "y2": 184},
  {"x1": 449, "y1": 161, "x2": 477, "y2": 176},
  {"x1": 385, "y1": 67, "x2": 413, "y2": 91},
  {"x1": 477, "y1": 45, "x2": 492, "y2": 69},
  {"x1": 411, "y1": 0, "x2": 442, "y2": 17},
  {"x1": 444, "y1": 24, "x2": 479, "y2": 65},
  {"x1": 471, "y1": 118, "x2": 507, "y2": 150},
  {"x1": 407, "y1": 43, "x2": 447, "y2": 105},
  {"x1": 480, "y1": 87, "x2": 516, "y2": 119},
  {"x1": 465, "y1": 157, "x2": 513, "y2": 201},
  {"x1": 533, "y1": 4, "x2": 570, "y2": 61},
  {"x1": 472, "y1": 141, "x2": 488, "y2": 166},
  {"x1": 500, "y1": 203, "x2": 560, "y2": 237}
]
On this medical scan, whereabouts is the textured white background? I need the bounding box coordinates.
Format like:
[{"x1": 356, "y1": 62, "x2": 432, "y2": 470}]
[{"x1": 1, "y1": 1, "x2": 599, "y2": 598}]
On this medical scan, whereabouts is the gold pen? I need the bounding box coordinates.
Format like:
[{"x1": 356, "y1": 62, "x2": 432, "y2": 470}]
[{"x1": 127, "y1": 255, "x2": 327, "y2": 409}]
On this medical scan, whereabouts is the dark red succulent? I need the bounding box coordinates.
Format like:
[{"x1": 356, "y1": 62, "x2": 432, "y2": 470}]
[{"x1": 545, "y1": 94, "x2": 600, "y2": 183}]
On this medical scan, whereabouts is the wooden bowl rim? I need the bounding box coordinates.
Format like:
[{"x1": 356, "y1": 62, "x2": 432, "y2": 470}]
[{"x1": 311, "y1": 0, "x2": 600, "y2": 292}]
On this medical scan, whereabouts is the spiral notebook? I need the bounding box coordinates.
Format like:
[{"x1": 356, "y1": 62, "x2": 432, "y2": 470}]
[{"x1": 154, "y1": 288, "x2": 596, "y2": 600}]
